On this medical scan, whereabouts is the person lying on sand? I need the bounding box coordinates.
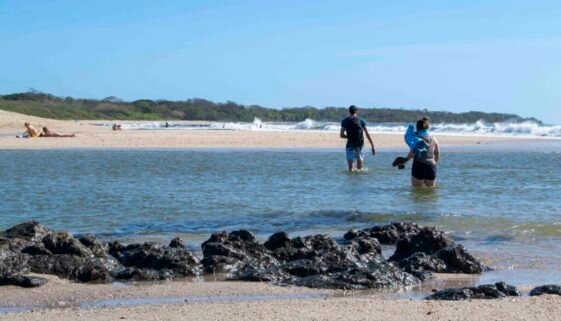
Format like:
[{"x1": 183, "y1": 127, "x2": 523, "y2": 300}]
[
  {"x1": 40, "y1": 127, "x2": 75, "y2": 138},
  {"x1": 24, "y1": 122, "x2": 41, "y2": 138}
]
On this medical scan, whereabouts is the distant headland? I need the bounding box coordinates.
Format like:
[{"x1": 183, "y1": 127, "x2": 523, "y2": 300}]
[{"x1": 0, "y1": 90, "x2": 539, "y2": 124}]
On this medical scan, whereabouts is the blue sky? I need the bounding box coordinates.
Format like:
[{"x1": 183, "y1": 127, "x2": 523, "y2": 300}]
[{"x1": 1, "y1": 0, "x2": 560, "y2": 123}]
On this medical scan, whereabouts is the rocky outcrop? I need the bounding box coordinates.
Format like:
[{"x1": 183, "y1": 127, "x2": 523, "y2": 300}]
[
  {"x1": 0, "y1": 274, "x2": 48, "y2": 288},
  {"x1": 427, "y1": 282, "x2": 520, "y2": 300},
  {"x1": 433, "y1": 245, "x2": 486, "y2": 274},
  {"x1": 42, "y1": 232, "x2": 94, "y2": 257},
  {"x1": 2, "y1": 221, "x2": 50, "y2": 242},
  {"x1": 390, "y1": 227, "x2": 455, "y2": 261},
  {"x1": 0, "y1": 221, "x2": 486, "y2": 290},
  {"x1": 78, "y1": 233, "x2": 108, "y2": 257},
  {"x1": 390, "y1": 227, "x2": 486, "y2": 275},
  {"x1": 203, "y1": 230, "x2": 412, "y2": 290},
  {"x1": 109, "y1": 241, "x2": 201, "y2": 280},
  {"x1": 344, "y1": 222, "x2": 421, "y2": 245},
  {"x1": 201, "y1": 230, "x2": 274, "y2": 274},
  {"x1": 529, "y1": 285, "x2": 561, "y2": 296},
  {"x1": 0, "y1": 221, "x2": 202, "y2": 286},
  {"x1": 397, "y1": 252, "x2": 447, "y2": 280},
  {"x1": 169, "y1": 237, "x2": 186, "y2": 248}
]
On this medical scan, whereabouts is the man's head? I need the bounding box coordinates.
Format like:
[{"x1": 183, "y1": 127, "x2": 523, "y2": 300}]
[
  {"x1": 348, "y1": 105, "x2": 358, "y2": 115},
  {"x1": 24, "y1": 122, "x2": 30, "y2": 128}
]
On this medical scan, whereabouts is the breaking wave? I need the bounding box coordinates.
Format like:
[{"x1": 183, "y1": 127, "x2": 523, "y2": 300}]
[{"x1": 116, "y1": 119, "x2": 561, "y2": 138}]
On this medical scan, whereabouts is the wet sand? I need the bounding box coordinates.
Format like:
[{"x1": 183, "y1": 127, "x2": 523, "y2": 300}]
[{"x1": 0, "y1": 275, "x2": 560, "y2": 321}]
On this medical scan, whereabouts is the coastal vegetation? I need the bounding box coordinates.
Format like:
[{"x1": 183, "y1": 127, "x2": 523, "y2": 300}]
[{"x1": 0, "y1": 91, "x2": 538, "y2": 123}]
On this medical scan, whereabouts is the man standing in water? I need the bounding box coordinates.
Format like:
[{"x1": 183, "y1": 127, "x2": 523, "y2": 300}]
[{"x1": 340, "y1": 105, "x2": 376, "y2": 172}]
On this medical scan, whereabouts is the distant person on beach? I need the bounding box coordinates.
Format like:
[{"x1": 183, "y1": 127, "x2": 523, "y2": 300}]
[
  {"x1": 398, "y1": 117, "x2": 440, "y2": 187},
  {"x1": 165, "y1": 121, "x2": 169, "y2": 128},
  {"x1": 40, "y1": 127, "x2": 75, "y2": 137},
  {"x1": 24, "y1": 122, "x2": 41, "y2": 137},
  {"x1": 340, "y1": 105, "x2": 376, "y2": 172},
  {"x1": 112, "y1": 124, "x2": 122, "y2": 131}
]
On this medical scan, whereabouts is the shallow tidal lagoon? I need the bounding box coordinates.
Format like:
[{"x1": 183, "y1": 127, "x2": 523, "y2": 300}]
[{"x1": 1, "y1": 148, "x2": 560, "y2": 286}]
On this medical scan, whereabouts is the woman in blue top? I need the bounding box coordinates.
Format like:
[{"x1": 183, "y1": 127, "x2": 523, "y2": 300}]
[{"x1": 402, "y1": 117, "x2": 440, "y2": 187}]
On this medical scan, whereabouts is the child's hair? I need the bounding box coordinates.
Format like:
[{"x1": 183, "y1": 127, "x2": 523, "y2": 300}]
[{"x1": 416, "y1": 117, "x2": 430, "y2": 131}]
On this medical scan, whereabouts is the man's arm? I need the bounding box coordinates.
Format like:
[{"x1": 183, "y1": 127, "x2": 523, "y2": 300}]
[
  {"x1": 363, "y1": 126, "x2": 376, "y2": 156},
  {"x1": 340, "y1": 128, "x2": 347, "y2": 139}
]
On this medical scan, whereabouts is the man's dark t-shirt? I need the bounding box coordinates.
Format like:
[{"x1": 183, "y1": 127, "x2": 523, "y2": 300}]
[{"x1": 341, "y1": 116, "x2": 366, "y2": 148}]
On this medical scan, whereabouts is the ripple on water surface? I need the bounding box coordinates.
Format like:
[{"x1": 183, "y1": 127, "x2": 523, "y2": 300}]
[{"x1": 0, "y1": 149, "x2": 560, "y2": 284}]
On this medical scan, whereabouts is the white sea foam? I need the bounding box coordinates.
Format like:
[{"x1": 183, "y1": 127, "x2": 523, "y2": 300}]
[{"x1": 116, "y1": 118, "x2": 561, "y2": 138}]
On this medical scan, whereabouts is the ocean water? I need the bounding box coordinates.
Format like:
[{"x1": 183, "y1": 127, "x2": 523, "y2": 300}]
[
  {"x1": 1, "y1": 148, "x2": 561, "y2": 286},
  {"x1": 115, "y1": 118, "x2": 561, "y2": 138}
]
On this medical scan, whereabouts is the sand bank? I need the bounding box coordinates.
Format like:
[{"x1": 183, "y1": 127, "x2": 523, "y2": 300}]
[
  {"x1": 2, "y1": 110, "x2": 556, "y2": 150},
  {"x1": 0, "y1": 275, "x2": 560, "y2": 321}
]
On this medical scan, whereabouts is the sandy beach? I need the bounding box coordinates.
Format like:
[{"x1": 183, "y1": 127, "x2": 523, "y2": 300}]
[
  {"x1": 1, "y1": 110, "x2": 556, "y2": 150},
  {"x1": 2, "y1": 110, "x2": 561, "y2": 321},
  {"x1": 1, "y1": 274, "x2": 561, "y2": 321}
]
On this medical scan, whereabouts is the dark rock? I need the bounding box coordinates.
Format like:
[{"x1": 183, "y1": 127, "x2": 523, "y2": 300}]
[
  {"x1": 111, "y1": 242, "x2": 200, "y2": 277},
  {"x1": 43, "y1": 232, "x2": 93, "y2": 257},
  {"x1": 264, "y1": 232, "x2": 291, "y2": 251},
  {"x1": 283, "y1": 257, "x2": 329, "y2": 277},
  {"x1": 345, "y1": 222, "x2": 421, "y2": 245},
  {"x1": 22, "y1": 243, "x2": 53, "y2": 256},
  {"x1": 230, "y1": 230, "x2": 255, "y2": 241},
  {"x1": 27, "y1": 253, "x2": 121, "y2": 283},
  {"x1": 202, "y1": 255, "x2": 247, "y2": 274},
  {"x1": 0, "y1": 274, "x2": 48, "y2": 288},
  {"x1": 343, "y1": 229, "x2": 367, "y2": 241},
  {"x1": 72, "y1": 257, "x2": 121, "y2": 282},
  {"x1": 108, "y1": 241, "x2": 126, "y2": 260},
  {"x1": 390, "y1": 227, "x2": 455, "y2": 261},
  {"x1": 529, "y1": 285, "x2": 561, "y2": 296},
  {"x1": 495, "y1": 282, "x2": 521, "y2": 296},
  {"x1": 231, "y1": 231, "x2": 415, "y2": 290},
  {"x1": 0, "y1": 252, "x2": 30, "y2": 275},
  {"x1": 114, "y1": 267, "x2": 173, "y2": 281},
  {"x1": 268, "y1": 234, "x2": 339, "y2": 262},
  {"x1": 201, "y1": 230, "x2": 272, "y2": 273},
  {"x1": 169, "y1": 237, "x2": 185, "y2": 248},
  {"x1": 397, "y1": 252, "x2": 447, "y2": 280},
  {"x1": 0, "y1": 237, "x2": 30, "y2": 252},
  {"x1": 427, "y1": 287, "x2": 474, "y2": 300},
  {"x1": 427, "y1": 282, "x2": 520, "y2": 300},
  {"x1": 434, "y1": 245, "x2": 486, "y2": 274},
  {"x1": 27, "y1": 254, "x2": 85, "y2": 279},
  {"x1": 78, "y1": 234, "x2": 108, "y2": 257},
  {"x1": 0, "y1": 221, "x2": 492, "y2": 291},
  {"x1": 3, "y1": 221, "x2": 50, "y2": 242},
  {"x1": 234, "y1": 265, "x2": 293, "y2": 283},
  {"x1": 293, "y1": 261, "x2": 419, "y2": 290},
  {"x1": 350, "y1": 236, "x2": 382, "y2": 257}
]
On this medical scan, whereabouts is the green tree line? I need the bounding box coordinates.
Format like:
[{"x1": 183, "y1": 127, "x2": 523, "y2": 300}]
[{"x1": 0, "y1": 91, "x2": 538, "y2": 124}]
